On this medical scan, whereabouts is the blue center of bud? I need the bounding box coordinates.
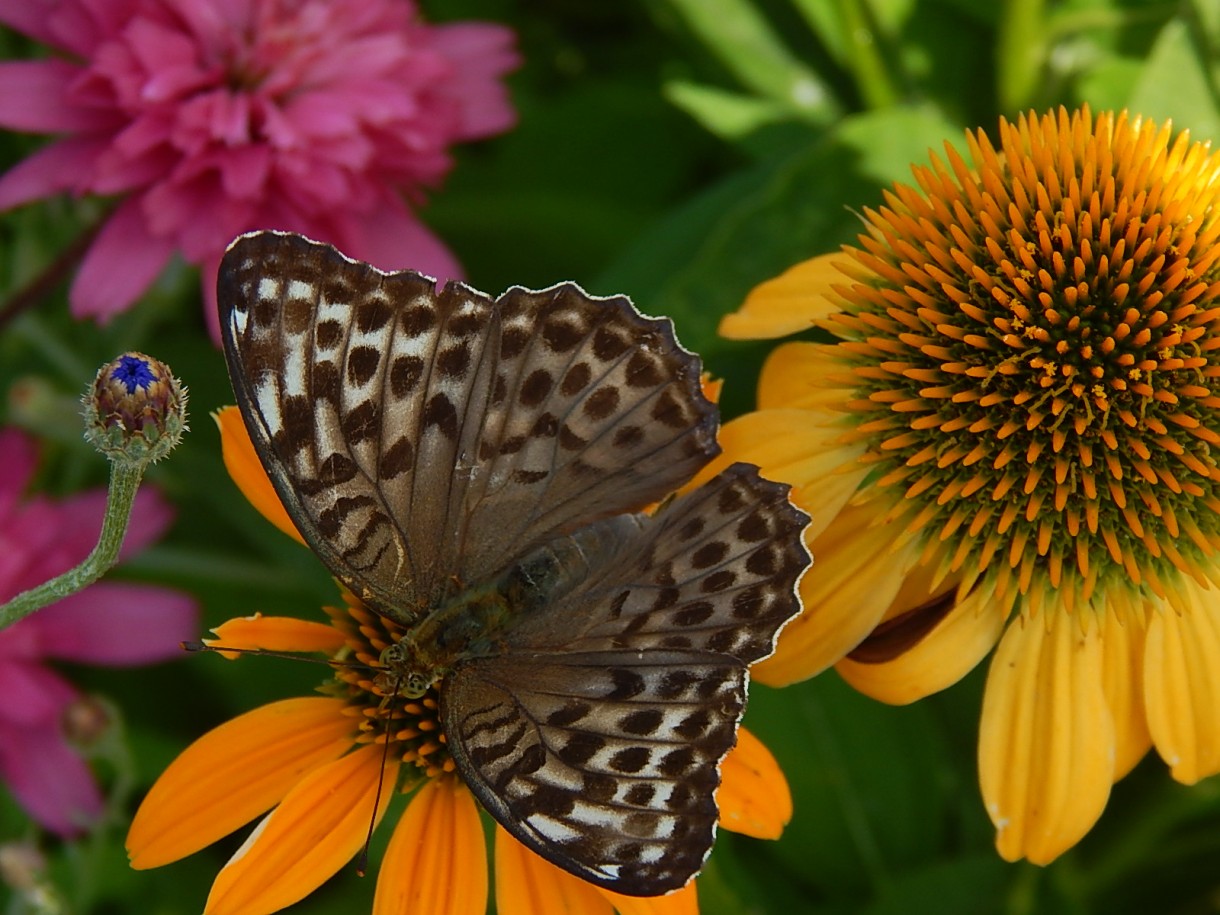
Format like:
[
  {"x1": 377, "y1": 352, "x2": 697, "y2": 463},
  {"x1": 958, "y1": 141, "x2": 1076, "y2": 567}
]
[{"x1": 110, "y1": 355, "x2": 156, "y2": 393}]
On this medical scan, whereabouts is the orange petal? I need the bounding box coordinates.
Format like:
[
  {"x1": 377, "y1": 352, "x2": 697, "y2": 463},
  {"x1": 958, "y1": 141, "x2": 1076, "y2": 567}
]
[
  {"x1": 719, "y1": 253, "x2": 852, "y2": 340},
  {"x1": 599, "y1": 881, "x2": 699, "y2": 915},
  {"x1": 1145, "y1": 580, "x2": 1220, "y2": 784},
  {"x1": 127, "y1": 698, "x2": 354, "y2": 868},
  {"x1": 716, "y1": 726, "x2": 790, "y2": 839},
  {"x1": 757, "y1": 342, "x2": 850, "y2": 413},
  {"x1": 374, "y1": 778, "x2": 488, "y2": 915},
  {"x1": 837, "y1": 577, "x2": 1007, "y2": 704},
  {"x1": 754, "y1": 498, "x2": 911, "y2": 686},
  {"x1": 690, "y1": 409, "x2": 867, "y2": 543},
  {"x1": 214, "y1": 406, "x2": 305, "y2": 546},
  {"x1": 978, "y1": 610, "x2": 1114, "y2": 864},
  {"x1": 205, "y1": 745, "x2": 398, "y2": 915},
  {"x1": 1097, "y1": 595, "x2": 1152, "y2": 780},
  {"x1": 494, "y1": 826, "x2": 613, "y2": 915},
  {"x1": 204, "y1": 614, "x2": 348, "y2": 659}
]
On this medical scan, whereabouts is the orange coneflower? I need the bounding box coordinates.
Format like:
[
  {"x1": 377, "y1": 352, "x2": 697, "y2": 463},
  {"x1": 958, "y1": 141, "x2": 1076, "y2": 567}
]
[
  {"x1": 124, "y1": 407, "x2": 792, "y2": 915},
  {"x1": 716, "y1": 106, "x2": 1220, "y2": 863}
]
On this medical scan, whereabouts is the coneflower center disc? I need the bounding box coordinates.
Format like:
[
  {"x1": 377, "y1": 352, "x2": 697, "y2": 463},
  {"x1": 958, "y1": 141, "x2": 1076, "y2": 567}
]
[{"x1": 831, "y1": 108, "x2": 1220, "y2": 604}]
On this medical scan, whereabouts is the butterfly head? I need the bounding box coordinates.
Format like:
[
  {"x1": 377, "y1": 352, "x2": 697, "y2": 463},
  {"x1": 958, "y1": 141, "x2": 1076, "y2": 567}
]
[{"x1": 377, "y1": 641, "x2": 438, "y2": 699}]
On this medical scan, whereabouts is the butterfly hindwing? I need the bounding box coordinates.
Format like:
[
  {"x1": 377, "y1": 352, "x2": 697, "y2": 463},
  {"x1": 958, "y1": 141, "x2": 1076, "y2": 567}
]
[
  {"x1": 442, "y1": 463, "x2": 809, "y2": 895},
  {"x1": 442, "y1": 651, "x2": 745, "y2": 895},
  {"x1": 219, "y1": 231, "x2": 720, "y2": 621}
]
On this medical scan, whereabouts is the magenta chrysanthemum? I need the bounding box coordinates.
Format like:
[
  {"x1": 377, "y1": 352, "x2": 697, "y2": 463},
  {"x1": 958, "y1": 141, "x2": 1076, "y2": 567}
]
[{"x1": 0, "y1": 0, "x2": 518, "y2": 335}]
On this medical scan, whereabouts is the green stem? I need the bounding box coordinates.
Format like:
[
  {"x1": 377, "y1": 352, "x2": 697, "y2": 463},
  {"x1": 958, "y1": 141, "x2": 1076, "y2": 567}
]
[
  {"x1": 840, "y1": 0, "x2": 902, "y2": 109},
  {"x1": 0, "y1": 461, "x2": 144, "y2": 628},
  {"x1": 997, "y1": 0, "x2": 1047, "y2": 112}
]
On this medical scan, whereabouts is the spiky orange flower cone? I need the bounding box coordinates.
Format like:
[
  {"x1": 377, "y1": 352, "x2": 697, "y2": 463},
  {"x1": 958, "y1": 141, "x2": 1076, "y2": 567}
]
[
  {"x1": 124, "y1": 408, "x2": 793, "y2": 914},
  {"x1": 716, "y1": 106, "x2": 1220, "y2": 864}
]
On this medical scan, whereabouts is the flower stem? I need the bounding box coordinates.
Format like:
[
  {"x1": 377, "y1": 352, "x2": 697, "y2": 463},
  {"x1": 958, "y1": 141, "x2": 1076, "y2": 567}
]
[
  {"x1": 0, "y1": 461, "x2": 144, "y2": 629},
  {"x1": 0, "y1": 219, "x2": 103, "y2": 332}
]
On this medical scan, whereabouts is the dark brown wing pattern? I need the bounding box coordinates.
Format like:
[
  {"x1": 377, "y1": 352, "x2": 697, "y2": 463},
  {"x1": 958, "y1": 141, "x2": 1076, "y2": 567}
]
[
  {"x1": 218, "y1": 231, "x2": 719, "y2": 623},
  {"x1": 443, "y1": 463, "x2": 810, "y2": 896}
]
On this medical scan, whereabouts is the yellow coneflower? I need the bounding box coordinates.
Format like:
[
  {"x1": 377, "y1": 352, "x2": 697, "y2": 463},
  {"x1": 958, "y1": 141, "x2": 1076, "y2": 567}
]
[
  {"x1": 714, "y1": 106, "x2": 1220, "y2": 864},
  {"x1": 124, "y1": 407, "x2": 793, "y2": 915}
]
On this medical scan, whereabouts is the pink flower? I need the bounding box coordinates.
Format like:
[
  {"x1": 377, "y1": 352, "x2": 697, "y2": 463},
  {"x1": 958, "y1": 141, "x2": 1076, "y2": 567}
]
[
  {"x1": 0, "y1": 0, "x2": 518, "y2": 337},
  {"x1": 0, "y1": 427, "x2": 197, "y2": 836}
]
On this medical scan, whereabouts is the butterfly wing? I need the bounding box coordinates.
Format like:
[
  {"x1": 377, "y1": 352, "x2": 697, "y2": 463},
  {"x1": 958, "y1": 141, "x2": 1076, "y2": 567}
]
[
  {"x1": 443, "y1": 651, "x2": 745, "y2": 895},
  {"x1": 442, "y1": 464, "x2": 809, "y2": 895},
  {"x1": 219, "y1": 231, "x2": 719, "y2": 621}
]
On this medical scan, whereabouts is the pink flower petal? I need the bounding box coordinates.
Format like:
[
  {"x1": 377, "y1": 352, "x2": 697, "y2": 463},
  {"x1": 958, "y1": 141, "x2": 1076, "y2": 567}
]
[
  {"x1": 333, "y1": 200, "x2": 463, "y2": 282},
  {"x1": 0, "y1": 429, "x2": 37, "y2": 520},
  {"x1": 0, "y1": 135, "x2": 112, "y2": 209},
  {"x1": 69, "y1": 197, "x2": 176, "y2": 321},
  {"x1": 31, "y1": 583, "x2": 197, "y2": 666},
  {"x1": 0, "y1": 719, "x2": 103, "y2": 837},
  {"x1": 0, "y1": 660, "x2": 76, "y2": 725},
  {"x1": 0, "y1": 0, "x2": 76, "y2": 54},
  {"x1": 0, "y1": 60, "x2": 119, "y2": 132}
]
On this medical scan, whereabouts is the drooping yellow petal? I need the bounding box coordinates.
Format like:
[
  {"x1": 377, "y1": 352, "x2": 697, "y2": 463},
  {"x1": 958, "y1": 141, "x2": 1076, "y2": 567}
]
[
  {"x1": 598, "y1": 882, "x2": 699, "y2": 915},
  {"x1": 127, "y1": 698, "x2": 354, "y2": 868},
  {"x1": 205, "y1": 745, "x2": 398, "y2": 915},
  {"x1": 754, "y1": 498, "x2": 911, "y2": 686},
  {"x1": 373, "y1": 778, "x2": 487, "y2": 915},
  {"x1": 719, "y1": 253, "x2": 852, "y2": 339},
  {"x1": 978, "y1": 611, "x2": 1114, "y2": 864},
  {"x1": 1145, "y1": 580, "x2": 1220, "y2": 784},
  {"x1": 494, "y1": 826, "x2": 614, "y2": 915},
  {"x1": 689, "y1": 409, "x2": 867, "y2": 543},
  {"x1": 205, "y1": 614, "x2": 348, "y2": 659},
  {"x1": 214, "y1": 406, "x2": 305, "y2": 546},
  {"x1": 716, "y1": 726, "x2": 790, "y2": 839},
  {"x1": 757, "y1": 342, "x2": 851, "y2": 413},
  {"x1": 1097, "y1": 596, "x2": 1152, "y2": 780},
  {"x1": 837, "y1": 578, "x2": 1007, "y2": 704}
]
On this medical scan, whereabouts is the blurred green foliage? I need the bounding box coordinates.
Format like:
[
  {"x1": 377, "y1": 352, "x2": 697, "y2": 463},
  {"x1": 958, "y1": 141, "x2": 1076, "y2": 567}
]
[{"x1": 4, "y1": 1, "x2": 1220, "y2": 913}]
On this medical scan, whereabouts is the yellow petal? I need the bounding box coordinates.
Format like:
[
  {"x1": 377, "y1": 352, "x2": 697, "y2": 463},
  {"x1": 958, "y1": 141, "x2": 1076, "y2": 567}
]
[
  {"x1": 757, "y1": 342, "x2": 850, "y2": 413},
  {"x1": 205, "y1": 745, "x2": 398, "y2": 915},
  {"x1": 837, "y1": 577, "x2": 1007, "y2": 705},
  {"x1": 689, "y1": 409, "x2": 867, "y2": 543},
  {"x1": 1097, "y1": 596, "x2": 1152, "y2": 780},
  {"x1": 1145, "y1": 580, "x2": 1220, "y2": 784},
  {"x1": 205, "y1": 614, "x2": 348, "y2": 659},
  {"x1": 127, "y1": 698, "x2": 354, "y2": 868},
  {"x1": 374, "y1": 778, "x2": 488, "y2": 915},
  {"x1": 978, "y1": 610, "x2": 1114, "y2": 864},
  {"x1": 716, "y1": 726, "x2": 790, "y2": 839},
  {"x1": 214, "y1": 406, "x2": 305, "y2": 546},
  {"x1": 754, "y1": 498, "x2": 911, "y2": 686},
  {"x1": 599, "y1": 882, "x2": 699, "y2": 915},
  {"x1": 494, "y1": 827, "x2": 614, "y2": 915},
  {"x1": 719, "y1": 253, "x2": 852, "y2": 340}
]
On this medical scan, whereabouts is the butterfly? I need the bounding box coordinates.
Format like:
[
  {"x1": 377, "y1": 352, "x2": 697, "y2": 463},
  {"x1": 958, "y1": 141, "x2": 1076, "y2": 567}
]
[{"x1": 217, "y1": 230, "x2": 810, "y2": 896}]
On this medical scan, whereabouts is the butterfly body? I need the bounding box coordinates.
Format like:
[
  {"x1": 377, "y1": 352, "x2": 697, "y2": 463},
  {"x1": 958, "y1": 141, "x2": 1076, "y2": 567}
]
[{"x1": 219, "y1": 231, "x2": 811, "y2": 896}]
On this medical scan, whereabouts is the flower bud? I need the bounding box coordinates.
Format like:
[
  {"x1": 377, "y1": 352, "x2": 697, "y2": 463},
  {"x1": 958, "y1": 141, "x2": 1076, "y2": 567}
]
[{"x1": 83, "y1": 353, "x2": 188, "y2": 465}]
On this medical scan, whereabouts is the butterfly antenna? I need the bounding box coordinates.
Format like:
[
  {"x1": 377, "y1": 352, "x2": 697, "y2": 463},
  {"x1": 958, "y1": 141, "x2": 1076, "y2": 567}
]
[
  {"x1": 181, "y1": 640, "x2": 379, "y2": 671},
  {"x1": 356, "y1": 673, "x2": 402, "y2": 877}
]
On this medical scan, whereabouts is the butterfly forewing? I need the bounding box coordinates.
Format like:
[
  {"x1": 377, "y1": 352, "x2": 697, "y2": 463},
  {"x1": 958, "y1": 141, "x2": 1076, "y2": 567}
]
[
  {"x1": 219, "y1": 232, "x2": 720, "y2": 620},
  {"x1": 443, "y1": 463, "x2": 809, "y2": 895}
]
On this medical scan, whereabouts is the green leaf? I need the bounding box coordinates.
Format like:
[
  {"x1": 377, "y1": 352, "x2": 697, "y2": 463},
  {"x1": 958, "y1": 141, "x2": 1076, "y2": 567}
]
[
  {"x1": 663, "y1": 80, "x2": 797, "y2": 140},
  {"x1": 657, "y1": 0, "x2": 838, "y2": 121},
  {"x1": 1126, "y1": 17, "x2": 1220, "y2": 140}
]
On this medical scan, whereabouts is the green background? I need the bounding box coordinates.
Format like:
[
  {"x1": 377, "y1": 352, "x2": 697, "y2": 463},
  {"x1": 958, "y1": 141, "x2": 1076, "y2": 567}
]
[{"x1": 3, "y1": 1, "x2": 1220, "y2": 912}]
